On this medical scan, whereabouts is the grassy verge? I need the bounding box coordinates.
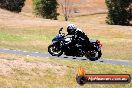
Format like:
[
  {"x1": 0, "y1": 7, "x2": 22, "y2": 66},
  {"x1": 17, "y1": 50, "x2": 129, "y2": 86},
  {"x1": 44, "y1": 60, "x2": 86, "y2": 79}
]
[
  {"x1": 0, "y1": 53, "x2": 132, "y2": 88},
  {"x1": 0, "y1": 26, "x2": 58, "y2": 52},
  {"x1": 0, "y1": 14, "x2": 132, "y2": 60}
]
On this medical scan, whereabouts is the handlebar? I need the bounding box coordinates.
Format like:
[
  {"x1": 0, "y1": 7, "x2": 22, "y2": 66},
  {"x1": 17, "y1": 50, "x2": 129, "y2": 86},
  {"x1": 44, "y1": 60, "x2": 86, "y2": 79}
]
[{"x1": 59, "y1": 27, "x2": 65, "y2": 36}]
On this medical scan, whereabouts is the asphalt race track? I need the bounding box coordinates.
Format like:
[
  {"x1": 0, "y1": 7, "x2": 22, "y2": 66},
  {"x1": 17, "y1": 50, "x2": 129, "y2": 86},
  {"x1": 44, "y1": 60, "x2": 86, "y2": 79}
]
[{"x1": 0, "y1": 48, "x2": 132, "y2": 66}]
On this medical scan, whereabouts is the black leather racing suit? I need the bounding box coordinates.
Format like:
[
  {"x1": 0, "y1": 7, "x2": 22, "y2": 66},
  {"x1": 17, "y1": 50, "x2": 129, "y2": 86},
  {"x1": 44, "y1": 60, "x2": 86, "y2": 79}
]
[{"x1": 68, "y1": 28, "x2": 90, "y2": 51}]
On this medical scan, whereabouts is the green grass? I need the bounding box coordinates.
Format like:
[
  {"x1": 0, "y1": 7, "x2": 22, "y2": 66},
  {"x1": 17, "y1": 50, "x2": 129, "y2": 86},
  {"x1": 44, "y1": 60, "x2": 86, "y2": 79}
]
[
  {"x1": 0, "y1": 26, "x2": 57, "y2": 52},
  {"x1": 0, "y1": 53, "x2": 132, "y2": 88}
]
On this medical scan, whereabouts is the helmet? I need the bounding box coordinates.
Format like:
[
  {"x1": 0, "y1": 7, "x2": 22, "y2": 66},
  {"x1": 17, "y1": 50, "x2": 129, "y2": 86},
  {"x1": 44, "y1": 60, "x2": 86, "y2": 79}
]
[{"x1": 67, "y1": 24, "x2": 77, "y2": 34}]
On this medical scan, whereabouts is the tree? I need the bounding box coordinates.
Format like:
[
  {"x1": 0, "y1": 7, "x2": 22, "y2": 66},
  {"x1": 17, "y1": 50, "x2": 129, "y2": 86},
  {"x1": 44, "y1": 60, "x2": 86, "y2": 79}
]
[
  {"x1": 0, "y1": 0, "x2": 25, "y2": 13},
  {"x1": 105, "y1": 0, "x2": 131, "y2": 25},
  {"x1": 59, "y1": 0, "x2": 73, "y2": 21},
  {"x1": 33, "y1": 0, "x2": 59, "y2": 20}
]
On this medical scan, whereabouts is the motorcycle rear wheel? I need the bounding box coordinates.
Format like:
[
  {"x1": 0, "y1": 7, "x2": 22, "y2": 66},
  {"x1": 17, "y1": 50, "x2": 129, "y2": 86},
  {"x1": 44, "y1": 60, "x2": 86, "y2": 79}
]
[
  {"x1": 48, "y1": 44, "x2": 63, "y2": 57},
  {"x1": 85, "y1": 50, "x2": 102, "y2": 61}
]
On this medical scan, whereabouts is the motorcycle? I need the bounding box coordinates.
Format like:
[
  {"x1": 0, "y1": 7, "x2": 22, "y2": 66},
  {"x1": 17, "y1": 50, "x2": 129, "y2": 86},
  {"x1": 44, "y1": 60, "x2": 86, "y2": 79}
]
[{"x1": 48, "y1": 27, "x2": 102, "y2": 61}]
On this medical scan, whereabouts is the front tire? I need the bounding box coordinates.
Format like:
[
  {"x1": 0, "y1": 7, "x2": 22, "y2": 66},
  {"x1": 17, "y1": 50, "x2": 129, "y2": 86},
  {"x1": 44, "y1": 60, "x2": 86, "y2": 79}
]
[{"x1": 48, "y1": 44, "x2": 63, "y2": 57}]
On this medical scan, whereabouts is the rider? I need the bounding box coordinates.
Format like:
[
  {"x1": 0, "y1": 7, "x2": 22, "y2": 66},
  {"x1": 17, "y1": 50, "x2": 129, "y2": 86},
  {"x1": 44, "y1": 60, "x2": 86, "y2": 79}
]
[{"x1": 67, "y1": 24, "x2": 90, "y2": 51}]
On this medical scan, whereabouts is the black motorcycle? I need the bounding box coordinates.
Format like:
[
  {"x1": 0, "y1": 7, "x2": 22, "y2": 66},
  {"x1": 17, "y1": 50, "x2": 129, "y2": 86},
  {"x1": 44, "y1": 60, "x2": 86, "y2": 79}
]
[{"x1": 48, "y1": 28, "x2": 102, "y2": 61}]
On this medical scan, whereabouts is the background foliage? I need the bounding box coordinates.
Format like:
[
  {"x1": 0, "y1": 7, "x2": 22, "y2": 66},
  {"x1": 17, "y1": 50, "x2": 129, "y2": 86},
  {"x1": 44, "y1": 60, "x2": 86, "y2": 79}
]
[
  {"x1": 33, "y1": 0, "x2": 59, "y2": 20},
  {"x1": 105, "y1": 0, "x2": 132, "y2": 25},
  {"x1": 0, "y1": 0, "x2": 25, "y2": 12}
]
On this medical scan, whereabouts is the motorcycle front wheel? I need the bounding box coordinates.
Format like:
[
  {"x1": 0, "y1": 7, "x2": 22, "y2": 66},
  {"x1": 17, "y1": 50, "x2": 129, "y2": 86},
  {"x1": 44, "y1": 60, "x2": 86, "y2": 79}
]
[
  {"x1": 48, "y1": 44, "x2": 63, "y2": 57},
  {"x1": 85, "y1": 50, "x2": 102, "y2": 61}
]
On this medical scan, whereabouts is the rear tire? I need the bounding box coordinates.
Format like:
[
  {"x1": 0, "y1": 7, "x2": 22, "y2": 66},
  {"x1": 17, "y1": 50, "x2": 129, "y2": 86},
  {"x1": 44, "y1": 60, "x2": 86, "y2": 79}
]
[
  {"x1": 48, "y1": 44, "x2": 63, "y2": 57},
  {"x1": 85, "y1": 50, "x2": 102, "y2": 61}
]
